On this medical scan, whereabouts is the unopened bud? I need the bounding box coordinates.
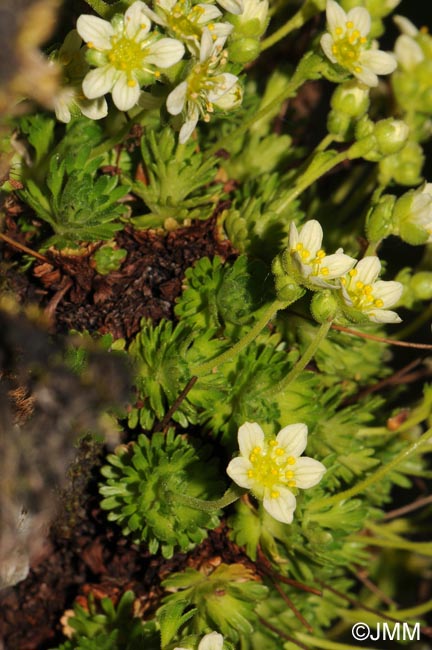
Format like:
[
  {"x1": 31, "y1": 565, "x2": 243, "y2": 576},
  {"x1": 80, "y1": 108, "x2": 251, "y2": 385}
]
[
  {"x1": 310, "y1": 291, "x2": 338, "y2": 323},
  {"x1": 374, "y1": 119, "x2": 410, "y2": 156},
  {"x1": 331, "y1": 81, "x2": 370, "y2": 118},
  {"x1": 366, "y1": 194, "x2": 397, "y2": 243},
  {"x1": 228, "y1": 37, "x2": 261, "y2": 63}
]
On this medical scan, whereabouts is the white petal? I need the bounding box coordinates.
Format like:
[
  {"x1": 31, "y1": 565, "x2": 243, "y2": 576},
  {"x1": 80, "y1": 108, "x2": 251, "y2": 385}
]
[
  {"x1": 276, "y1": 423, "x2": 308, "y2": 457},
  {"x1": 200, "y1": 28, "x2": 215, "y2": 62},
  {"x1": 373, "y1": 280, "x2": 403, "y2": 307},
  {"x1": 207, "y1": 73, "x2": 238, "y2": 102},
  {"x1": 368, "y1": 309, "x2": 401, "y2": 323},
  {"x1": 212, "y1": 21, "x2": 234, "y2": 41},
  {"x1": 360, "y1": 49, "x2": 397, "y2": 76},
  {"x1": 79, "y1": 96, "x2": 108, "y2": 119},
  {"x1": 355, "y1": 256, "x2": 381, "y2": 284},
  {"x1": 326, "y1": 0, "x2": 347, "y2": 35},
  {"x1": 213, "y1": 82, "x2": 242, "y2": 110},
  {"x1": 197, "y1": 4, "x2": 223, "y2": 22},
  {"x1": 112, "y1": 74, "x2": 140, "y2": 110},
  {"x1": 346, "y1": 7, "x2": 370, "y2": 37},
  {"x1": 298, "y1": 220, "x2": 323, "y2": 255},
  {"x1": 395, "y1": 35, "x2": 424, "y2": 71},
  {"x1": 179, "y1": 114, "x2": 199, "y2": 144},
  {"x1": 320, "y1": 33, "x2": 337, "y2": 64},
  {"x1": 76, "y1": 14, "x2": 113, "y2": 50},
  {"x1": 145, "y1": 38, "x2": 185, "y2": 67},
  {"x1": 288, "y1": 221, "x2": 299, "y2": 250},
  {"x1": 238, "y1": 422, "x2": 265, "y2": 458},
  {"x1": 393, "y1": 14, "x2": 419, "y2": 37},
  {"x1": 321, "y1": 252, "x2": 356, "y2": 278},
  {"x1": 198, "y1": 632, "x2": 224, "y2": 650},
  {"x1": 125, "y1": 1, "x2": 151, "y2": 38},
  {"x1": 226, "y1": 457, "x2": 253, "y2": 489},
  {"x1": 263, "y1": 487, "x2": 297, "y2": 524},
  {"x1": 54, "y1": 95, "x2": 72, "y2": 122},
  {"x1": 217, "y1": 0, "x2": 243, "y2": 14},
  {"x1": 82, "y1": 65, "x2": 115, "y2": 99},
  {"x1": 166, "y1": 81, "x2": 187, "y2": 115},
  {"x1": 140, "y1": 4, "x2": 166, "y2": 26},
  {"x1": 294, "y1": 457, "x2": 326, "y2": 489},
  {"x1": 354, "y1": 66, "x2": 379, "y2": 87}
]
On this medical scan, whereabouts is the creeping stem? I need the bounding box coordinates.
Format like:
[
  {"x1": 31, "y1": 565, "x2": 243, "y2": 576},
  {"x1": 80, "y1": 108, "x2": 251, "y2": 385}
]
[
  {"x1": 261, "y1": 0, "x2": 321, "y2": 52},
  {"x1": 272, "y1": 319, "x2": 333, "y2": 394},
  {"x1": 310, "y1": 426, "x2": 432, "y2": 512},
  {"x1": 191, "y1": 299, "x2": 289, "y2": 377},
  {"x1": 166, "y1": 485, "x2": 245, "y2": 513}
]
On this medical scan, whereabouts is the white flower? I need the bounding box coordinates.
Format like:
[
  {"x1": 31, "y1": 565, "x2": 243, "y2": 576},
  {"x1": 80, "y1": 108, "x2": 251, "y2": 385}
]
[
  {"x1": 166, "y1": 28, "x2": 242, "y2": 143},
  {"x1": 394, "y1": 34, "x2": 424, "y2": 71},
  {"x1": 320, "y1": 0, "x2": 396, "y2": 87},
  {"x1": 77, "y1": 1, "x2": 185, "y2": 111},
  {"x1": 288, "y1": 220, "x2": 356, "y2": 288},
  {"x1": 234, "y1": 0, "x2": 268, "y2": 34},
  {"x1": 226, "y1": 422, "x2": 326, "y2": 525},
  {"x1": 175, "y1": 631, "x2": 224, "y2": 650},
  {"x1": 52, "y1": 30, "x2": 108, "y2": 123},
  {"x1": 403, "y1": 183, "x2": 432, "y2": 242},
  {"x1": 140, "y1": 0, "x2": 233, "y2": 55},
  {"x1": 393, "y1": 15, "x2": 419, "y2": 37},
  {"x1": 216, "y1": 0, "x2": 243, "y2": 14},
  {"x1": 340, "y1": 257, "x2": 403, "y2": 323}
]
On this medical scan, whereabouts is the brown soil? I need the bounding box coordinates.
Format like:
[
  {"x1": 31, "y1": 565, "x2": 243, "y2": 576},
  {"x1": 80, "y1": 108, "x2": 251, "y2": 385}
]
[{"x1": 0, "y1": 213, "x2": 239, "y2": 650}]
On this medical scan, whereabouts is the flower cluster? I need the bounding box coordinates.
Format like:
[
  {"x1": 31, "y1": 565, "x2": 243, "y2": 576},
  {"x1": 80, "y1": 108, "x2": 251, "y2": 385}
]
[
  {"x1": 277, "y1": 219, "x2": 403, "y2": 324},
  {"x1": 48, "y1": 0, "x2": 259, "y2": 140},
  {"x1": 321, "y1": 0, "x2": 396, "y2": 87},
  {"x1": 227, "y1": 422, "x2": 326, "y2": 524}
]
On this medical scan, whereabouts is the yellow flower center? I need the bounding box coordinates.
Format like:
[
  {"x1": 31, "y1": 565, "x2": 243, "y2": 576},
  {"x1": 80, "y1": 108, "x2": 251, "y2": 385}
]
[
  {"x1": 341, "y1": 270, "x2": 383, "y2": 310},
  {"x1": 248, "y1": 442, "x2": 297, "y2": 496},
  {"x1": 167, "y1": 1, "x2": 206, "y2": 40},
  {"x1": 292, "y1": 243, "x2": 329, "y2": 278},
  {"x1": 331, "y1": 20, "x2": 367, "y2": 73},
  {"x1": 108, "y1": 34, "x2": 145, "y2": 76}
]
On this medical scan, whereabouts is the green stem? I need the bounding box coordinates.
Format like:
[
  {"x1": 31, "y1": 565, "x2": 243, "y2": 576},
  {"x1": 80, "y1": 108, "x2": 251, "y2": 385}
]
[
  {"x1": 90, "y1": 108, "x2": 149, "y2": 161},
  {"x1": 310, "y1": 426, "x2": 432, "y2": 512},
  {"x1": 168, "y1": 485, "x2": 245, "y2": 513},
  {"x1": 260, "y1": 0, "x2": 320, "y2": 52},
  {"x1": 191, "y1": 299, "x2": 288, "y2": 377},
  {"x1": 83, "y1": 0, "x2": 115, "y2": 18},
  {"x1": 273, "y1": 319, "x2": 333, "y2": 394},
  {"x1": 205, "y1": 52, "x2": 323, "y2": 159},
  {"x1": 274, "y1": 150, "x2": 349, "y2": 215}
]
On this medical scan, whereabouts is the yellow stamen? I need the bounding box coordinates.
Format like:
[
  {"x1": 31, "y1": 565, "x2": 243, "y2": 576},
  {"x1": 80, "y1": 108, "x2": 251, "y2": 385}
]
[
  {"x1": 288, "y1": 480, "x2": 296, "y2": 488},
  {"x1": 270, "y1": 490, "x2": 280, "y2": 499},
  {"x1": 286, "y1": 456, "x2": 296, "y2": 465},
  {"x1": 374, "y1": 299, "x2": 384, "y2": 307},
  {"x1": 275, "y1": 448, "x2": 285, "y2": 456}
]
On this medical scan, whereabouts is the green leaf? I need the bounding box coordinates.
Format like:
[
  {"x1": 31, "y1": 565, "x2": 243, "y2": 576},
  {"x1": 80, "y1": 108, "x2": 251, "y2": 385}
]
[{"x1": 158, "y1": 600, "x2": 197, "y2": 648}]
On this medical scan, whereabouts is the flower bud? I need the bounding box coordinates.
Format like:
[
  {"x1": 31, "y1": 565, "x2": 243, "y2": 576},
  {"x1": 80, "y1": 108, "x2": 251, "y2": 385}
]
[
  {"x1": 393, "y1": 184, "x2": 432, "y2": 245},
  {"x1": 365, "y1": 194, "x2": 397, "y2": 243},
  {"x1": 327, "y1": 110, "x2": 352, "y2": 138},
  {"x1": 410, "y1": 271, "x2": 432, "y2": 300},
  {"x1": 374, "y1": 119, "x2": 410, "y2": 156},
  {"x1": 378, "y1": 141, "x2": 424, "y2": 186},
  {"x1": 310, "y1": 291, "x2": 339, "y2": 323},
  {"x1": 274, "y1": 274, "x2": 304, "y2": 303},
  {"x1": 331, "y1": 81, "x2": 370, "y2": 118},
  {"x1": 228, "y1": 37, "x2": 261, "y2": 64},
  {"x1": 228, "y1": 0, "x2": 269, "y2": 38}
]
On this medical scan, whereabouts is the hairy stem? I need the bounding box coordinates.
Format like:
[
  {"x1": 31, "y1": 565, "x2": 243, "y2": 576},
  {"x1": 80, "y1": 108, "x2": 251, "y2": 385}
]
[
  {"x1": 167, "y1": 484, "x2": 245, "y2": 512},
  {"x1": 191, "y1": 299, "x2": 289, "y2": 377},
  {"x1": 310, "y1": 426, "x2": 432, "y2": 512}
]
